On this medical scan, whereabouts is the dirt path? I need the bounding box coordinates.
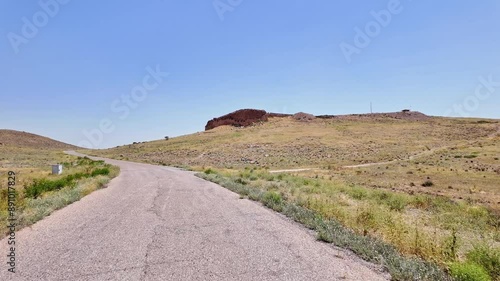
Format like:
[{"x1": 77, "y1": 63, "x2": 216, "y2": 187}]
[{"x1": 269, "y1": 168, "x2": 316, "y2": 173}]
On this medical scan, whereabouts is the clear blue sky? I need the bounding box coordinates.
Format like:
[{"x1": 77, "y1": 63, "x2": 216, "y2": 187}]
[{"x1": 1, "y1": 0, "x2": 499, "y2": 148}]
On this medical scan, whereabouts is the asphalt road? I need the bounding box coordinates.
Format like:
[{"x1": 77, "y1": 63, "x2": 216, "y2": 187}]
[{"x1": 1, "y1": 152, "x2": 388, "y2": 280}]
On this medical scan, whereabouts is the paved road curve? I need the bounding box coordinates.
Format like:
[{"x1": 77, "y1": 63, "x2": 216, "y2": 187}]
[{"x1": 1, "y1": 152, "x2": 388, "y2": 280}]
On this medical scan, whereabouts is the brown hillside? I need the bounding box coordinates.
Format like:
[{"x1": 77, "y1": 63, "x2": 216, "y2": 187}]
[{"x1": 0, "y1": 129, "x2": 78, "y2": 150}]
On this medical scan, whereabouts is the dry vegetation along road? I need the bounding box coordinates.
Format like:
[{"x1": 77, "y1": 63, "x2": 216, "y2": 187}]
[{"x1": 0, "y1": 152, "x2": 387, "y2": 281}]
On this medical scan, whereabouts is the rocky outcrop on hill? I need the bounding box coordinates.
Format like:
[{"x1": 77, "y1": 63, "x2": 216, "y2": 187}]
[
  {"x1": 205, "y1": 109, "x2": 430, "y2": 130},
  {"x1": 205, "y1": 109, "x2": 267, "y2": 130},
  {"x1": 205, "y1": 109, "x2": 294, "y2": 130}
]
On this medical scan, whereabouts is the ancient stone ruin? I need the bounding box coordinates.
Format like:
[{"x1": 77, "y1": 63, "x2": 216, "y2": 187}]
[{"x1": 205, "y1": 109, "x2": 269, "y2": 130}]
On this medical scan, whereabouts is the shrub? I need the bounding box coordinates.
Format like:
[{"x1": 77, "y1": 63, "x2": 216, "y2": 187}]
[
  {"x1": 262, "y1": 191, "x2": 283, "y2": 211},
  {"x1": 66, "y1": 172, "x2": 88, "y2": 181},
  {"x1": 91, "y1": 168, "x2": 110, "y2": 177},
  {"x1": 25, "y1": 178, "x2": 71, "y2": 199},
  {"x1": 387, "y1": 196, "x2": 408, "y2": 211},
  {"x1": 235, "y1": 178, "x2": 248, "y2": 185},
  {"x1": 264, "y1": 174, "x2": 275, "y2": 181},
  {"x1": 449, "y1": 262, "x2": 491, "y2": 281},
  {"x1": 239, "y1": 171, "x2": 251, "y2": 178},
  {"x1": 302, "y1": 179, "x2": 312, "y2": 185},
  {"x1": 76, "y1": 157, "x2": 93, "y2": 166},
  {"x1": 442, "y1": 229, "x2": 459, "y2": 261},
  {"x1": 247, "y1": 189, "x2": 263, "y2": 201},
  {"x1": 412, "y1": 195, "x2": 433, "y2": 209},
  {"x1": 356, "y1": 209, "x2": 377, "y2": 234},
  {"x1": 422, "y1": 180, "x2": 434, "y2": 187},
  {"x1": 345, "y1": 187, "x2": 368, "y2": 200},
  {"x1": 464, "y1": 155, "x2": 478, "y2": 159},
  {"x1": 466, "y1": 244, "x2": 500, "y2": 280},
  {"x1": 25, "y1": 161, "x2": 112, "y2": 199},
  {"x1": 204, "y1": 168, "x2": 216, "y2": 174}
]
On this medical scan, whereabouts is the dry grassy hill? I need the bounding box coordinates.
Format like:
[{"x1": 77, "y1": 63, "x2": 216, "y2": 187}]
[
  {"x1": 89, "y1": 114, "x2": 499, "y2": 168},
  {"x1": 0, "y1": 129, "x2": 77, "y2": 150},
  {"x1": 0, "y1": 129, "x2": 78, "y2": 176},
  {"x1": 85, "y1": 114, "x2": 500, "y2": 211},
  {"x1": 85, "y1": 113, "x2": 500, "y2": 279}
]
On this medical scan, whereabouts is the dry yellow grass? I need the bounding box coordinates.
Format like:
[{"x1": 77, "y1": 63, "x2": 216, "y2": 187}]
[
  {"x1": 0, "y1": 129, "x2": 79, "y2": 188},
  {"x1": 0, "y1": 147, "x2": 75, "y2": 188}
]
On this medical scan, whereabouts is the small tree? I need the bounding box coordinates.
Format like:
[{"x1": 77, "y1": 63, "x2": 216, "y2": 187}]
[{"x1": 164, "y1": 136, "x2": 169, "y2": 140}]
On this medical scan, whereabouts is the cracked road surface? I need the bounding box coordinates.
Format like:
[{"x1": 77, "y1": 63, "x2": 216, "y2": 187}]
[{"x1": 1, "y1": 152, "x2": 389, "y2": 280}]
